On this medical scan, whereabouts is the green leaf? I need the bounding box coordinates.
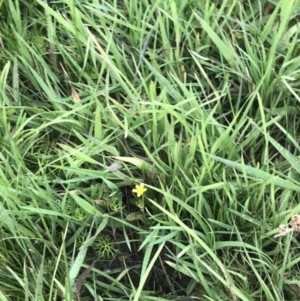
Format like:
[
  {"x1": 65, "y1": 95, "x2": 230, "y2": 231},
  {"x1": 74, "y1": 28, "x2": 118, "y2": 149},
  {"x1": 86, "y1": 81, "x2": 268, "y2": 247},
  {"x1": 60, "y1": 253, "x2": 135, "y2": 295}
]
[
  {"x1": 69, "y1": 192, "x2": 101, "y2": 216},
  {"x1": 207, "y1": 153, "x2": 300, "y2": 192}
]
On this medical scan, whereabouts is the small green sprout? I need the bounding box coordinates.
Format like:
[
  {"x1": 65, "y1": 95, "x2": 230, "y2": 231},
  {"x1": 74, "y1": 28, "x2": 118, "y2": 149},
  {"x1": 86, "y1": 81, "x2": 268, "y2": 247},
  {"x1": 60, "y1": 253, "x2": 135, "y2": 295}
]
[{"x1": 93, "y1": 234, "x2": 119, "y2": 259}]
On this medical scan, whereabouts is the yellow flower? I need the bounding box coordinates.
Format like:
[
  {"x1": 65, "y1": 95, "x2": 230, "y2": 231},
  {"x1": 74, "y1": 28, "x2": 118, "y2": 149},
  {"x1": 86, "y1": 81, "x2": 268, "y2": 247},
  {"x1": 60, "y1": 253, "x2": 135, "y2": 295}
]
[{"x1": 132, "y1": 183, "x2": 147, "y2": 197}]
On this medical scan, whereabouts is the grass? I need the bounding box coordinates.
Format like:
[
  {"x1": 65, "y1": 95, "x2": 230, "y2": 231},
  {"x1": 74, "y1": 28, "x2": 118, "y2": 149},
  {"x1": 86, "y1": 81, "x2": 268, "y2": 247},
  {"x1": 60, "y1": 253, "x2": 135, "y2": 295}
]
[{"x1": 0, "y1": 0, "x2": 300, "y2": 300}]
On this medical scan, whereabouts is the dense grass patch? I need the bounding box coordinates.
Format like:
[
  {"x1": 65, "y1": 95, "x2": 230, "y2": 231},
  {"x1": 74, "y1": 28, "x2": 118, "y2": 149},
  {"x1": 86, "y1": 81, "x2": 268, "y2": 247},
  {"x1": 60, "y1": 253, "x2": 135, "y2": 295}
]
[{"x1": 1, "y1": 0, "x2": 300, "y2": 300}]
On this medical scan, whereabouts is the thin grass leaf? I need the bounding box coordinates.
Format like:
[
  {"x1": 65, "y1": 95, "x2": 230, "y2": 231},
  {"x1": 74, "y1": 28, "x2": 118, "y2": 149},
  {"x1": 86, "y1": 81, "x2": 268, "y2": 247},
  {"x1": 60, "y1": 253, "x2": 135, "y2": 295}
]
[{"x1": 206, "y1": 153, "x2": 300, "y2": 192}]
